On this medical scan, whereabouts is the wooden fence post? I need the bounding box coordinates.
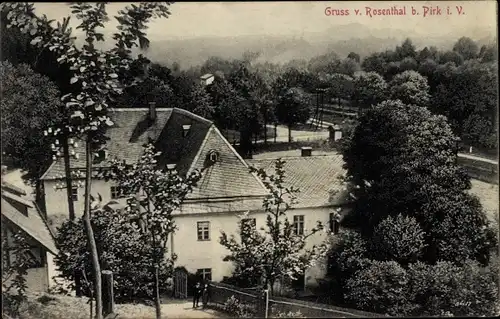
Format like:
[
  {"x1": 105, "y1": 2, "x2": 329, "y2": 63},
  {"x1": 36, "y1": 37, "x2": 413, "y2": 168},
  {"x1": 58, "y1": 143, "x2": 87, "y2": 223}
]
[
  {"x1": 264, "y1": 289, "x2": 269, "y2": 318},
  {"x1": 102, "y1": 270, "x2": 115, "y2": 318}
]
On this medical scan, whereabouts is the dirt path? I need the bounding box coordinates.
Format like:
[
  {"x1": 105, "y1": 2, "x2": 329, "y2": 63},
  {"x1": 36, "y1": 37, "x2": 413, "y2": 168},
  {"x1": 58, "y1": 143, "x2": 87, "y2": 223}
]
[{"x1": 116, "y1": 300, "x2": 226, "y2": 319}]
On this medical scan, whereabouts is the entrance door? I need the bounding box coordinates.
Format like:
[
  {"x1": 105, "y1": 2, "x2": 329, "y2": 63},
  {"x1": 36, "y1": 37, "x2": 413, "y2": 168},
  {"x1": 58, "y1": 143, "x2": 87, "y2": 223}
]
[{"x1": 173, "y1": 268, "x2": 188, "y2": 299}]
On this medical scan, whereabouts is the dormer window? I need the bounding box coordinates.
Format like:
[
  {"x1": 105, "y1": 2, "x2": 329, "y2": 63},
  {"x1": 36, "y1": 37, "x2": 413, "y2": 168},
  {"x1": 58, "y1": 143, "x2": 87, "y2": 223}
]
[
  {"x1": 93, "y1": 149, "x2": 108, "y2": 163},
  {"x1": 182, "y1": 125, "x2": 191, "y2": 137},
  {"x1": 207, "y1": 150, "x2": 219, "y2": 163},
  {"x1": 167, "y1": 164, "x2": 177, "y2": 170}
]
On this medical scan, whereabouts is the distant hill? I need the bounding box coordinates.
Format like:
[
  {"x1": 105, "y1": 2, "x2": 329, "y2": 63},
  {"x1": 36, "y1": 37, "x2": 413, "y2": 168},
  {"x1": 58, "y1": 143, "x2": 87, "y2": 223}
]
[{"x1": 97, "y1": 23, "x2": 496, "y2": 69}]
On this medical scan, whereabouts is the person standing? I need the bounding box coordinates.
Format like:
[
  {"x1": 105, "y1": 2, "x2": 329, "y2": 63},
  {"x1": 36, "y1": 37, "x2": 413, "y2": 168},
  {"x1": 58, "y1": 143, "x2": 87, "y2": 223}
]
[
  {"x1": 193, "y1": 281, "x2": 202, "y2": 308},
  {"x1": 202, "y1": 283, "x2": 209, "y2": 309}
]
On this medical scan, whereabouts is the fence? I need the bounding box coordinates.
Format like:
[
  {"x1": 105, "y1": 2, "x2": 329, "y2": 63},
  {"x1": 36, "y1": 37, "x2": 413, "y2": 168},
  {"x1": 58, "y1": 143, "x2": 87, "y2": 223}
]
[
  {"x1": 207, "y1": 281, "x2": 385, "y2": 318},
  {"x1": 457, "y1": 155, "x2": 498, "y2": 184},
  {"x1": 208, "y1": 282, "x2": 266, "y2": 316}
]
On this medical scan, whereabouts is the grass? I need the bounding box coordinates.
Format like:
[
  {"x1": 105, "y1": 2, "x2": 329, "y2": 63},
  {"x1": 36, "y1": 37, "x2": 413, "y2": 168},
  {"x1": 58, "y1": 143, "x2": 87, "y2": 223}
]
[
  {"x1": 469, "y1": 179, "x2": 499, "y2": 223},
  {"x1": 222, "y1": 127, "x2": 276, "y2": 143},
  {"x1": 293, "y1": 123, "x2": 328, "y2": 132},
  {"x1": 15, "y1": 291, "x2": 91, "y2": 319},
  {"x1": 13, "y1": 291, "x2": 224, "y2": 319},
  {"x1": 253, "y1": 139, "x2": 337, "y2": 155}
]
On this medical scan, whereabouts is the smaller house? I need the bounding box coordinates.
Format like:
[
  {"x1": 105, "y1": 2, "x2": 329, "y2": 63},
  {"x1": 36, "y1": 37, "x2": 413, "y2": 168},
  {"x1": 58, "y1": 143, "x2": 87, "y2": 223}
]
[
  {"x1": 1, "y1": 180, "x2": 58, "y2": 292},
  {"x1": 200, "y1": 73, "x2": 215, "y2": 86},
  {"x1": 328, "y1": 125, "x2": 343, "y2": 141},
  {"x1": 246, "y1": 148, "x2": 351, "y2": 291}
]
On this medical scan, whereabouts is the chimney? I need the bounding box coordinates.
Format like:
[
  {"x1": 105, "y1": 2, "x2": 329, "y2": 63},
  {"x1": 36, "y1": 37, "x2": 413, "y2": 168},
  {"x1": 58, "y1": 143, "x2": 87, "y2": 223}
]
[
  {"x1": 301, "y1": 147, "x2": 312, "y2": 157},
  {"x1": 149, "y1": 102, "x2": 156, "y2": 121}
]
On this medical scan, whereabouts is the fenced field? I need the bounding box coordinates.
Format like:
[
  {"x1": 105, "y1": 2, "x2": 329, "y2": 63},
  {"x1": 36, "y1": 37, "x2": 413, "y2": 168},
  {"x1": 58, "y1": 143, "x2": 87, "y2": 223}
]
[{"x1": 207, "y1": 282, "x2": 385, "y2": 318}]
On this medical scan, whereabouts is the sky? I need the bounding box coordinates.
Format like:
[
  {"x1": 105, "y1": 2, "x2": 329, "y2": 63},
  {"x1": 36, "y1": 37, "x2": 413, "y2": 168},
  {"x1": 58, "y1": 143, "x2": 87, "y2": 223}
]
[{"x1": 34, "y1": 1, "x2": 497, "y2": 40}]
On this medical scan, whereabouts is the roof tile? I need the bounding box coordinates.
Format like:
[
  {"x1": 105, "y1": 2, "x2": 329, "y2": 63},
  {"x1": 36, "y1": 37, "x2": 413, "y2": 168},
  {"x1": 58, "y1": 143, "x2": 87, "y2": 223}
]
[
  {"x1": 247, "y1": 155, "x2": 349, "y2": 208},
  {"x1": 41, "y1": 107, "x2": 268, "y2": 207},
  {"x1": 187, "y1": 127, "x2": 268, "y2": 199},
  {"x1": 1, "y1": 188, "x2": 58, "y2": 254}
]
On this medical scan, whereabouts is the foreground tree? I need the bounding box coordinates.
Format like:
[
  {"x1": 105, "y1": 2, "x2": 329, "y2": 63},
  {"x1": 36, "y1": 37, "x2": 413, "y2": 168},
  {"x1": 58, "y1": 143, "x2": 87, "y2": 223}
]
[
  {"x1": 104, "y1": 144, "x2": 201, "y2": 319},
  {"x1": 56, "y1": 200, "x2": 175, "y2": 304},
  {"x1": 1, "y1": 3, "x2": 173, "y2": 318},
  {"x1": 2, "y1": 228, "x2": 35, "y2": 317},
  {"x1": 220, "y1": 159, "x2": 330, "y2": 295},
  {"x1": 331, "y1": 99, "x2": 498, "y2": 316},
  {"x1": 342, "y1": 100, "x2": 495, "y2": 262}
]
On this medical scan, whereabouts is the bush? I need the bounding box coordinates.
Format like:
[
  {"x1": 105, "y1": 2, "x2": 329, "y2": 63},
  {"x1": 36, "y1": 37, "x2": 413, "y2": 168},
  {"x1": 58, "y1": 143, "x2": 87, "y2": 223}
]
[
  {"x1": 222, "y1": 295, "x2": 257, "y2": 317},
  {"x1": 55, "y1": 208, "x2": 174, "y2": 303},
  {"x1": 372, "y1": 214, "x2": 426, "y2": 264},
  {"x1": 326, "y1": 230, "x2": 372, "y2": 305},
  {"x1": 328, "y1": 230, "x2": 372, "y2": 276},
  {"x1": 408, "y1": 260, "x2": 498, "y2": 316},
  {"x1": 345, "y1": 260, "x2": 417, "y2": 316}
]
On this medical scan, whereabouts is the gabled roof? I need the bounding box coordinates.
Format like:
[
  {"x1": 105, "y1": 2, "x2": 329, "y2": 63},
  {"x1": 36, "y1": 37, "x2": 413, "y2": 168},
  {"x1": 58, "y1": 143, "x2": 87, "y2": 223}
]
[
  {"x1": 247, "y1": 155, "x2": 349, "y2": 209},
  {"x1": 1, "y1": 181, "x2": 27, "y2": 196},
  {"x1": 41, "y1": 108, "x2": 173, "y2": 179},
  {"x1": 155, "y1": 108, "x2": 212, "y2": 176},
  {"x1": 41, "y1": 107, "x2": 268, "y2": 202},
  {"x1": 186, "y1": 126, "x2": 268, "y2": 200},
  {"x1": 1, "y1": 184, "x2": 58, "y2": 254}
]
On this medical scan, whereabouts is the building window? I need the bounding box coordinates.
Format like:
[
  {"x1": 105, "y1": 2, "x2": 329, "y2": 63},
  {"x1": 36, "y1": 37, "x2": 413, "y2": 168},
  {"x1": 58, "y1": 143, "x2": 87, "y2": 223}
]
[
  {"x1": 329, "y1": 213, "x2": 340, "y2": 234},
  {"x1": 197, "y1": 221, "x2": 210, "y2": 241},
  {"x1": 110, "y1": 186, "x2": 119, "y2": 199},
  {"x1": 293, "y1": 215, "x2": 304, "y2": 235},
  {"x1": 111, "y1": 186, "x2": 129, "y2": 199},
  {"x1": 197, "y1": 268, "x2": 212, "y2": 281},
  {"x1": 71, "y1": 187, "x2": 78, "y2": 201}
]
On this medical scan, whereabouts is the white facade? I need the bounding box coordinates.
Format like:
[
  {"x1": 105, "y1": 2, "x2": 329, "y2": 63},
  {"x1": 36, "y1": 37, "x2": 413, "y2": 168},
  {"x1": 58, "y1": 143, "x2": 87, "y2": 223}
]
[
  {"x1": 44, "y1": 178, "x2": 338, "y2": 288},
  {"x1": 43, "y1": 179, "x2": 126, "y2": 220},
  {"x1": 171, "y1": 206, "x2": 338, "y2": 288}
]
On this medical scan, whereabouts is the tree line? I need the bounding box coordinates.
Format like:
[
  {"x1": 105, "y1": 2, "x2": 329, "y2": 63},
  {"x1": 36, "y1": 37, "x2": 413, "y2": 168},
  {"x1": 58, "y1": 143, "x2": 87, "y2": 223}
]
[{"x1": 3, "y1": 30, "x2": 497, "y2": 183}]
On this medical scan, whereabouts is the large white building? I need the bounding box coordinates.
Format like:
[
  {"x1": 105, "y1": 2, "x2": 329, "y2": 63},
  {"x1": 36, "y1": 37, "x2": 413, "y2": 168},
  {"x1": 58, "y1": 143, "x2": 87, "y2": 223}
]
[{"x1": 40, "y1": 105, "x2": 349, "y2": 289}]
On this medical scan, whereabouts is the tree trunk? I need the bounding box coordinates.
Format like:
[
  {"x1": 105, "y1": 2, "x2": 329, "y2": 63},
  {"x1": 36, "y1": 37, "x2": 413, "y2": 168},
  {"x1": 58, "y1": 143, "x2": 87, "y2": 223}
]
[
  {"x1": 288, "y1": 125, "x2": 292, "y2": 143},
  {"x1": 63, "y1": 136, "x2": 82, "y2": 296},
  {"x1": 240, "y1": 129, "x2": 252, "y2": 159},
  {"x1": 155, "y1": 265, "x2": 161, "y2": 319},
  {"x1": 274, "y1": 124, "x2": 277, "y2": 143},
  {"x1": 151, "y1": 226, "x2": 162, "y2": 319},
  {"x1": 84, "y1": 138, "x2": 103, "y2": 319},
  {"x1": 63, "y1": 136, "x2": 76, "y2": 221},
  {"x1": 263, "y1": 113, "x2": 268, "y2": 145}
]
